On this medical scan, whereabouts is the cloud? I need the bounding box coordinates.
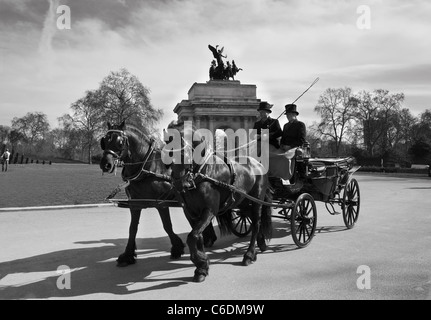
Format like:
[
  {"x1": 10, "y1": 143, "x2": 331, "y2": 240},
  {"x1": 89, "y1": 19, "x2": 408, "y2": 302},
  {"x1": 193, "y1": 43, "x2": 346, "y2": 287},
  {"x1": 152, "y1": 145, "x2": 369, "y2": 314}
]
[
  {"x1": 38, "y1": 0, "x2": 60, "y2": 57},
  {"x1": 0, "y1": 0, "x2": 430, "y2": 130}
]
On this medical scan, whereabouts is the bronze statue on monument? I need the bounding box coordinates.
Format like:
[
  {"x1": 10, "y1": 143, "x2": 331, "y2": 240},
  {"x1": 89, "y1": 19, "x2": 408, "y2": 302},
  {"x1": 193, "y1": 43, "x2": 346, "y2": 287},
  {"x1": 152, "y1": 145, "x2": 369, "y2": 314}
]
[{"x1": 208, "y1": 44, "x2": 242, "y2": 81}]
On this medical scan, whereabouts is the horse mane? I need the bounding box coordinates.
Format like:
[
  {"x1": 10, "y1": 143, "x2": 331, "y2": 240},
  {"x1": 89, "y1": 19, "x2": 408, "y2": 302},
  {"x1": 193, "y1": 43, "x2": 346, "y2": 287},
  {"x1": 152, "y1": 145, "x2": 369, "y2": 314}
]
[
  {"x1": 120, "y1": 123, "x2": 163, "y2": 157},
  {"x1": 167, "y1": 120, "x2": 206, "y2": 145},
  {"x1": 167, "y1": 120, "x2": 211, "y2": 160}
]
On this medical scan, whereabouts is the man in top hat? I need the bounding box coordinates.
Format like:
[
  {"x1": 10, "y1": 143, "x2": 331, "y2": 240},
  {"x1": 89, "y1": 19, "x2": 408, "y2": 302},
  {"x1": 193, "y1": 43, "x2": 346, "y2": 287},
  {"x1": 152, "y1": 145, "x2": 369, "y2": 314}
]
[
  {"x1": 252, "y1": 101, "x2": 282, "y2": 149},
  {"x1": 280, "y1": 104, "x2": 306, "y2": 151}
]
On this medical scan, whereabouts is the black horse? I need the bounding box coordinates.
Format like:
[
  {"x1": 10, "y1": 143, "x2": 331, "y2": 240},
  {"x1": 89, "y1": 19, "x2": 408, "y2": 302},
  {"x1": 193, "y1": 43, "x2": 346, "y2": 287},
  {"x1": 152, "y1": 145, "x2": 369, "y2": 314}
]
[
  {"x1": 166, "y1": 121, "x2": 273, "y2": 282},
  {"x1": 99, "y1": 121, "x2": 217, "y2": 267}
]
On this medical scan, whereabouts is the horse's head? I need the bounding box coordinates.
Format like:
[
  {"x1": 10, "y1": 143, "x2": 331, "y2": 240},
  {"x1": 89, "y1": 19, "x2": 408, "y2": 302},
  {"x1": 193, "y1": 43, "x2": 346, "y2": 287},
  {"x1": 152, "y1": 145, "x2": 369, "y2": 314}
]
[
  {"x1": 99, "y1": 120, "x2": 129, "y2": 174},
  {"x1": 164, "y1": 121, "x2": 209, "y2": 190}
]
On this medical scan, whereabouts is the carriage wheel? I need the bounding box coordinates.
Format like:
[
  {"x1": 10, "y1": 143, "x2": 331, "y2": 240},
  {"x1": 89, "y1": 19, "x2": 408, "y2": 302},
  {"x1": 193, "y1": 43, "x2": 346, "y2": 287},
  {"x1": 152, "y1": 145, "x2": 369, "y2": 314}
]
[
  {"x1": 230, "y1": 209, "x2": 252, "y2": 237},
  {"x1": 290, "y1": 193, "x2": 317, "y2": 248},
  {"x1": 342, "y1": 178, "x2": 360, "y2": 229}
]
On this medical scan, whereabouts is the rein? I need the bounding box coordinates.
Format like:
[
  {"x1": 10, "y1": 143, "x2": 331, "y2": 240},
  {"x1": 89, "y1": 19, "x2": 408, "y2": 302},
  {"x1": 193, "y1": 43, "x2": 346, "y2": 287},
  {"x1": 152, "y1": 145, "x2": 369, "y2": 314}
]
[
  {"x1": 121, "y1": 139, "x2": 156, "y2": 182},
  {"x1": 103, "y1": 129, "x2": 172, "y2": 199},
  {"x1": 171, "y1": 138, "x2": 213, "y2": 186}
]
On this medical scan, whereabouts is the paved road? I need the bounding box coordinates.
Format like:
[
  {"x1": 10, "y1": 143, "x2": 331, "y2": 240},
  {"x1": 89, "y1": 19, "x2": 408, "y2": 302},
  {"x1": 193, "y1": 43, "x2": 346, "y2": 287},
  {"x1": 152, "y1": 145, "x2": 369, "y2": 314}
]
[{"x1": 0, "y1": 173, "x2": 430, "y2": 300}]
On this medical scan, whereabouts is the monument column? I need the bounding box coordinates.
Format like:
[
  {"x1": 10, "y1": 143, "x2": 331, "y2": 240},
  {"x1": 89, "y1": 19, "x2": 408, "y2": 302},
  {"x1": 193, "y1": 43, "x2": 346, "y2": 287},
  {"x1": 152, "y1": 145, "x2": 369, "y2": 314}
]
[
  {"x1": 174, "y1": 81, "x2": 261, "y2": 135},
  {"x1": 209, "y1": 116, "x2": 215, "y2": 133}
]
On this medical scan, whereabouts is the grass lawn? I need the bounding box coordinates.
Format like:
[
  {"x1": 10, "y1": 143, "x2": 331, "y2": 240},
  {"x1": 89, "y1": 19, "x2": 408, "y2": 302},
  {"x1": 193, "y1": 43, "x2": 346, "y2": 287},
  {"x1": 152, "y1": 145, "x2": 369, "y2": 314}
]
[{"x1": 0, "y1": 163, "x2": 126, "y2": 208}]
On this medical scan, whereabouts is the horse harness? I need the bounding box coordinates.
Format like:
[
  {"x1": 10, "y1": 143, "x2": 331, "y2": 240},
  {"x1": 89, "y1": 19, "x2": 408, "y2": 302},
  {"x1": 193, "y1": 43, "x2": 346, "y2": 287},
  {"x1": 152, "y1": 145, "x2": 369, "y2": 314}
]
[
  {"x1": 102, "y1": 129, "x2": 173, "y2": 200},
  {"x1": 103, "y1": 129, "x2": 243, "y2": 212},
  {"x1": 172, "y1": 147, "x2": 240, "y2": 215}
]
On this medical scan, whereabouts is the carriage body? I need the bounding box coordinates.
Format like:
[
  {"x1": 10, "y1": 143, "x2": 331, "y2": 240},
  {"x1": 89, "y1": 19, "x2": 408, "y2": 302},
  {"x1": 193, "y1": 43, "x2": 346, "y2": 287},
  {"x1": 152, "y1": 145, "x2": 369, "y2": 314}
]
[
  {"x1": 270, "y1": 156, "x2": 357, "y2": 201},
  {"x1": 257, "y1": 151, "x2": 360, "y2": 247},
  {"x1": 304, "y1": 157, "x2": 356, "y2": 202},
  {"x1": 229, "y1": 147, "x2": 361, "y2": 248}
]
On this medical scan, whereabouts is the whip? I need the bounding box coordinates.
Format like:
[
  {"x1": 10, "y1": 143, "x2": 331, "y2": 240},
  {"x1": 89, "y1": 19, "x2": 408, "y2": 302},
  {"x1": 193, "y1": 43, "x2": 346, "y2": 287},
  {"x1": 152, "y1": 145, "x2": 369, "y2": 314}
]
[{"x1": 275, "y1": 77, "x2": 320, "y2": 121}]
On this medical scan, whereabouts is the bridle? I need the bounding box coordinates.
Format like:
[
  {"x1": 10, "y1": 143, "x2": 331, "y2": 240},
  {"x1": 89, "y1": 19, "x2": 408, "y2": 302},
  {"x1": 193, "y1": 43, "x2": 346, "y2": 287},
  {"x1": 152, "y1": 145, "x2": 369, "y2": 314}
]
[
  {"x1": 101, "y1": 129, "x2": 156, "y2": 181},
  {"x1": 101, "y1": 129, "x2": 130, "y2": 162}
]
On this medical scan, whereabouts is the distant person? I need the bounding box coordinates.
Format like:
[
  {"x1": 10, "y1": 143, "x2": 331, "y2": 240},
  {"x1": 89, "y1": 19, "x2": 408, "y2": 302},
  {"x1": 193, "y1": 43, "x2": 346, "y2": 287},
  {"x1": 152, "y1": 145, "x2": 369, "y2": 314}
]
[
  {"x1": 1, "y1": 148, "x2": 11, "y2": 172},
  {"x1": 280, "y1": 104, "x2": 306, "y2": 151}
]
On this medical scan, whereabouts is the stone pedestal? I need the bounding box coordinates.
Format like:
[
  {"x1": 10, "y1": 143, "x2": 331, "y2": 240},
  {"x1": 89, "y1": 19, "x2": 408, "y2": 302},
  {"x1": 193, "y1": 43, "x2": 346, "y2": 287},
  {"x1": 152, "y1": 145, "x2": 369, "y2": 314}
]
[{"x1": 173, "y1": 80, "x2": 261, "y2": 133}]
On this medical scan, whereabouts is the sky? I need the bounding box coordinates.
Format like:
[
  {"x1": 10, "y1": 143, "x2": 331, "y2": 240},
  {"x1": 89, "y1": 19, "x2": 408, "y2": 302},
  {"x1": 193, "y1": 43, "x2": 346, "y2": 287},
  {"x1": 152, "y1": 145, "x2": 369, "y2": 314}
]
[{"x1": 1, "y1": 0, "x2": 430, "y2": 134}]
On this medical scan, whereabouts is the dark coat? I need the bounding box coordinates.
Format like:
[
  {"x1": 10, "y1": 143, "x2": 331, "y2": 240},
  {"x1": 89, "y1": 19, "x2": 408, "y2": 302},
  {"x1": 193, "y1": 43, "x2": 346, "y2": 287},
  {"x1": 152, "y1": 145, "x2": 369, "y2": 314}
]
[
  {"x1": 280, "y1": 120, "x2": 306, "y2": 148},
  {"x1": 253, "y1": 117, "x2": 282, "y2": 148}
]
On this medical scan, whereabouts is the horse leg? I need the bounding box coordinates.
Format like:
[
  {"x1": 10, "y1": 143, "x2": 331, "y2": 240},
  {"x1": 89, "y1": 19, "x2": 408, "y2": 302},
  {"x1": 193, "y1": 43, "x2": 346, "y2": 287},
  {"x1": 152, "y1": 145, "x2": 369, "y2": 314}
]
[
  {"x1": 242, "y1": 203, "x2": 262, "y2": 266},
  {"x1": 257, "y1": 189, "x2": 272, "y2": 252},
  {"x1": 157, "y1": 207, "x2": 185, "y2": 259},
  {"x1": 257, "y1": 230, "x2": 267, "y2": 252},
  {"x1": 202, "y1": 222, "x2": 217, "y2": 248},
  {"x1": 117, "y1": 208, "x2": 141, "y2": 267},
  {"x1": 186, "y1": 210, "x2": 214, "y2": 283}
]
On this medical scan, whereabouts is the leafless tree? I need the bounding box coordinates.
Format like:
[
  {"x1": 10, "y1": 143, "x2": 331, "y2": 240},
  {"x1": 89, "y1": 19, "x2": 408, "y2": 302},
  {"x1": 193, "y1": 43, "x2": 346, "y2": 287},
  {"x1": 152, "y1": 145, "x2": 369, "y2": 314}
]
[
  {"x1": 99, "y1": 68, "x2": 163, "y2": 138},
  {"x1": 314, "y1": 87, "x2": 356, "y2": 156},
  {"x1": 11, "y1": 112, "x2": 50, "y2": 154}
]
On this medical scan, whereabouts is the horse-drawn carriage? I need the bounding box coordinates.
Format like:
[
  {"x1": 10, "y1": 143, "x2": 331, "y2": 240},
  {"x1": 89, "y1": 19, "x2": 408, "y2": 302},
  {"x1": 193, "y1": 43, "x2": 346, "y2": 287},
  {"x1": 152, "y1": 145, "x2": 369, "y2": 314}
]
[
  {"x1": 229, "y1": 145, "x2": 361, "y2": 248},
  {"x1": 100, "y1": 122, "x2": 360, "y2": 282}
]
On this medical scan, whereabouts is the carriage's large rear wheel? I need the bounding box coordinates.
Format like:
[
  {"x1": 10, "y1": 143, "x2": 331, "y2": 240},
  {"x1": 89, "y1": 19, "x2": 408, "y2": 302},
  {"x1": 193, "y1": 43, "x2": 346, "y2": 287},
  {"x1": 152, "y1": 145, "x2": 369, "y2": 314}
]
[
  {"x1": 230, "y1": 209, "x2": 252, "y2": 237},
  {"x1": 290, "y1": 193, "x2": 317, "y2": 248},
  {"x1": 342, "y1": 178, "x2": 360, "y2": 229}
]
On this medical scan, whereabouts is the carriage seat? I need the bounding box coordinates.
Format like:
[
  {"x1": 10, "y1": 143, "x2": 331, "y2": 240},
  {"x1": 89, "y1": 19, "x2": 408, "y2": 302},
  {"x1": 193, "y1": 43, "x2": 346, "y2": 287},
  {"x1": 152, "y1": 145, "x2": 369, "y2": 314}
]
[
  {"x1": 308, "y1": 157, "x2": 355, "y2": 178},
  {"x1": 309, "y1": 157, "x2": 355, "y2": 166}
]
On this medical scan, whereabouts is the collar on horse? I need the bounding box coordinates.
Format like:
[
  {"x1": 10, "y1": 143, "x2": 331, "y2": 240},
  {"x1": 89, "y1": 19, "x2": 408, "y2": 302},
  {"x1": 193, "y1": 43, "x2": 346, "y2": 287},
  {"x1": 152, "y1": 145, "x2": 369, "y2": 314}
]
[
  {"x1": 104, "y1": 130, "x2": 172, "y2": 200},
  {"x1": 121, "y1": 138, "x2": 155, "y2": 182},
  {"x1": 172, "y1": 145, "x2": 238, "y2": 215}
]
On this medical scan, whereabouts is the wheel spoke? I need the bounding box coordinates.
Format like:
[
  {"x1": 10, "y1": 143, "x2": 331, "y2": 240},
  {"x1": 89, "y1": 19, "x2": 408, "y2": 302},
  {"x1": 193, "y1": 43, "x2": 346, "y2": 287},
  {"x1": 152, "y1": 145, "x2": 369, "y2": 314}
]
[
  {"x1": 233, "y1": 216, "x2": 242, "y2": 230},
  {"x1": 239, "y1": 218, "x2": 247, "y2": 233},
  {"x1": 303, "y1": 222, "x2": 311, "y2": 238},
  {"x1": 230, "y1": 211, "x2": 252, "y2": 237},
  {"x1": 348, "y1": 207, "x2": 354, "y2": 225}
]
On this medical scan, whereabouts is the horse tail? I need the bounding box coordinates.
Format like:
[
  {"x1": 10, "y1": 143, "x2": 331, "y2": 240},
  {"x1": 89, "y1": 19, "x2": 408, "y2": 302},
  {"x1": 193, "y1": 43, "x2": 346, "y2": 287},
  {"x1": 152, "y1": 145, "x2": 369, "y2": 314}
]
[
  {"x1": 216, "y1": 209, "x2": 234, "y2": 237},
  {"x1": 260, "y1": 187, "x2": 273, "y2": 240}
]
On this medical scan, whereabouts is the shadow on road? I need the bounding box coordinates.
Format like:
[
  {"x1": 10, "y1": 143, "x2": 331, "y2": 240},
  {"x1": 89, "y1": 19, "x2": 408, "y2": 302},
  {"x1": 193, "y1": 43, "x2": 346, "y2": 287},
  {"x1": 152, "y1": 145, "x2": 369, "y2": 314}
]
[
  {"x1": 315, "y1": 225, "x2": 349, "y2": 234},
  {"x1": 0, "y1": 220, "x2": 339, "y2": 299}
]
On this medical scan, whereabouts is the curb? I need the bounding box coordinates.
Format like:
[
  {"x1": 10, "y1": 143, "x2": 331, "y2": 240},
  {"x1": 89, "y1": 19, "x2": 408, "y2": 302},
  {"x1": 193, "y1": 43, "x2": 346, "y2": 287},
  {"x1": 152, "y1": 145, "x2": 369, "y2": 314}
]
[{"x1": 0, "y1": 203, "x2": 115, "y2": 213}]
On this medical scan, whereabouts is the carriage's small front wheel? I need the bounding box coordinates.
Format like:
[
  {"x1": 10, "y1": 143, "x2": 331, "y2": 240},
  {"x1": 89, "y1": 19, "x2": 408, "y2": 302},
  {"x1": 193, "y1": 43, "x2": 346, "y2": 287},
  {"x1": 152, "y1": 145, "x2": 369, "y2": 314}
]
[
  {"x1": 342, "y1": 178, "x2": 360, "y2": 229},
  {"x1": 230, "y1": 209, "x2": 252, "y2": 237},
  {"x1": 290, "y1": 193, "x2": 317, "y2": 248}
]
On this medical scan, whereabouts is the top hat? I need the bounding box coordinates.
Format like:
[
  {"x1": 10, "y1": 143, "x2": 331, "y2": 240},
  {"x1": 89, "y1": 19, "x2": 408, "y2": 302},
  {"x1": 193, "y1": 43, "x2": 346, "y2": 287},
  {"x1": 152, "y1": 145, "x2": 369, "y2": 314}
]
[
  {"x1": 285, "y1": 103, "x2": 299, "y2": 115},
  {"x1": 257, "y1": 101, "x2": 273, "y2": 113}
]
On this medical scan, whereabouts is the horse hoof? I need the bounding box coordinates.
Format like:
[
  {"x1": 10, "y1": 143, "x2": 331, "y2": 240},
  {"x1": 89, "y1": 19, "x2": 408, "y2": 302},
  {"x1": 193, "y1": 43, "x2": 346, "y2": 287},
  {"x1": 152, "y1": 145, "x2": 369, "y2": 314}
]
[
  {"x1": 170, "y1": 245, "x2": 185, "y2": 260},
  {"x1": 242, "y1": 259, "x2": 252, "y2": 266},
  {"x1": 117, "y1": 260, "x2": 135, "y2": 267},
  {"x1": 242, "y1": 256, "x2": 256, "y2": 266},
  {"x1": 193, "y1": 274, "x2": 206, "y2": 283},
  {"x1": 117, "y1": 254, "x2": 136, "y2": 267},
  {"x1": 258, "y1": 244, "x2": 268, "y2": 252}
]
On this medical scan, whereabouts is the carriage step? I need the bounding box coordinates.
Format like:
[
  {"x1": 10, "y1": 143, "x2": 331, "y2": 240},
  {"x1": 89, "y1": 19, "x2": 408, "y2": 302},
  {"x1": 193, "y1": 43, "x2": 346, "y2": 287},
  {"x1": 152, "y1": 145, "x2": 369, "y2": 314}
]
[{"x1": 329, "y1": 211, "x2": 341, "y2": 215}]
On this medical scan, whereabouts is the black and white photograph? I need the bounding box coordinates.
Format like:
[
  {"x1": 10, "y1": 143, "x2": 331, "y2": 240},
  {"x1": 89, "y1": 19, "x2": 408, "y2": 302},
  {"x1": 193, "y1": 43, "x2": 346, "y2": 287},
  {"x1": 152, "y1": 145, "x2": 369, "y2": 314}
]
[{"x1": 0, "y1": 0, "x2": 430, "y2": 304}]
